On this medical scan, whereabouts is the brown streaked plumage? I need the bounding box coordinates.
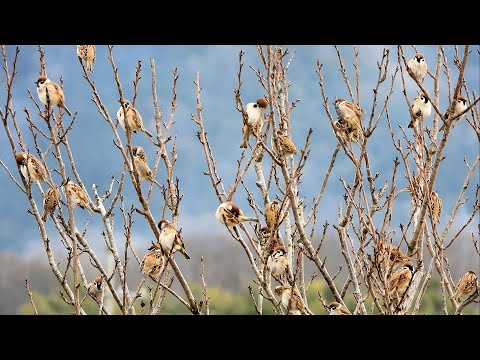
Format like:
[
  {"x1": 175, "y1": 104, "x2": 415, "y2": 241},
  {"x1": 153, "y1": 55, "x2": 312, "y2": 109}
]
[
  {"x1": 440, "y1": 95, "x2": 468, "y2": 131},
  {"x1": 408, "y1": 92, "x2": 432, "y2": 128},
  {"x1": 87, "y1": 276, "x2": 106, "y2": 301},
  {"x1": 239, "y1": 98, "x2": 268, "y2": 148},
  {"x1": 275, "y1": 285, "x2": 305, "y2": 315},
  {"x1": 215, "y1": 201, "x2": 259, "y2": 227},
  {"x1": 275, "y1": 130, "x2": 300, "y2": 157},
  {"x1": 388, "y1": 261, "x2": 414, "y2": 297},
  {"x1": 15, "y1": 152, "x2": 48, "y2": 185},
  {"x1": 140, "y1": 243, "x2": 164, "y2": 278},
  {"x1": 36, "y1": 76, "x2": 72, "y2": 116},
  {"x1": 264, "y1": 201, "x2": 281, "y2": 230},
  {"x1": 158, "y1": 219, "x2": 190, "y2": 260},
  {"x1": 452, "y1": 270, "x2": 478, "y2": 301},
  {"x1": 76, "y1": 45, "x2": 96, "y2": 73},
  {"x1": 62, "y1": 178, "x2": 94, "y2": 215},
  {"x1": 259, "y1": 226, "x2": 279, "y2": 263},
  {"x1": 267, "y1": 245, "x2": 289, "y2": 278},
  {"x1": 375, "y1": 243, "x2": 409, "y2": 270},
  {"x1": 131, "y1": 146, "x2": 161, "y2": 188},
  {"x1": 117, "y1": 99, "x2": 153, "y2": 137},
  {"x1": 429, "y1": 191, "x2": 442, "y2": 224},
  {"x1": 334, "y1": 98, "x2": 365, "y2": 131},
  {"x1": 327, "y1": 301, "x2": 352, "y2": 315},
  {"x1": 42, "y1": 185, "x2": 61, "y2": 222}
]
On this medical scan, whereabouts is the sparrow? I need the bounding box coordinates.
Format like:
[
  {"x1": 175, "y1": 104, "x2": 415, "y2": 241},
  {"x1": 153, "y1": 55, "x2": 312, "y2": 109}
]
[
  {"x1": 131, "y1": 146, "x2": 161, "y2": 188},
  {"x1": 240, "y1": 98, "x2": 268, "y2": 148},
  {"x1": 275, "y1": 130, "x2": 300, "y2": 157},
  {"x1": 87, "y1": 276, "x2": 106, "y2": 301},
  {"x1": 274, "y1": 285, "x2": 305, "y2": 315},
  {"x1": 408, "y1": 92, "x2": 432, "y2": 128},
  {"x1": 61, "y1": 178, "x2": 94, "y2": 215},
  {"x1": 452, "y1": 271, "x2": 477, "y2": 301},
  {"x1": 76, "y1": 45, "x2": 96, "y2": 73},
  {"x1": 440, "y1": 95, "x2": 468, "y2": 131},
  {"x1": 215, "y1": 201, "x2": 259, "y2": 227},
  {"x1": 157, "y1": 219, "x2": 190, "y2": 259},
  {"x1": 41, "y1": 185, "x2": 61, "y2": 222},
  {"x1": 375, "y1": 243, "x2": 409, "y2": 270},
  {"x1": 35, "y1": 76, "x2": 72, "y2": 116},
  {"x1": 117, "y1": 99, "x2": 153, "y2": 137},
  {"x1": 267, "y1": 245, "x2": 289, "y2": 279},
  {"x1": 327, "y1": 301, "x2": 352, "y2": 315},
  {"x1": 388, "y1": 261, "x2": 414, "y2": 297},
  {"x1": 429, "y1": 191, "x2": 442, "y2": 224},
  {"x1": 259, "y1": 226, "x2": 279, "y2": 263},
  {"x1": 333, "y1": 98, "x2": 365, "y2": 134},
  {"x1": 15, "y1": 152, "x2": 48, "y2": 185},
  {"x1": 140, "y1": 243, "x2": 165, "y2": 278},
  {"x1": 407, "y1": 52, "x2": 428, "y2": 82},
  {"x1": 264, "y1": 201, "x2": 281, "y2": 230}
]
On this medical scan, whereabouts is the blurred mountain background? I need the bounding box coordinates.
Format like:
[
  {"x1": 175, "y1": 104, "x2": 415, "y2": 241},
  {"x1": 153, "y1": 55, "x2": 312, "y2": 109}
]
[{"x1": 0, "y1": 45, "x2": 478, "y2": 314}]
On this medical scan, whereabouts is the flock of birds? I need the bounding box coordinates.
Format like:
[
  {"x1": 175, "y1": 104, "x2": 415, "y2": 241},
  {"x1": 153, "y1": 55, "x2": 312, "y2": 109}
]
[{"x1": 12, "y1": 46, "x2": 477, "y2": 313}]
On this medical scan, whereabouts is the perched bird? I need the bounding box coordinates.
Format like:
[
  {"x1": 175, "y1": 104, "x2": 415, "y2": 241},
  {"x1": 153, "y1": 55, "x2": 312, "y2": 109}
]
[
  {"x1": 275, "y1": 285, "x2": 305, "y2": 315},
  {"x1": 452, "y1": 271, "x2": 477, "y2": 302},
  {"x1": 388, "y1": 261, "x2": 414, "y2": 297},
  {"x1": 267, "y1": 245, "x2": 289, "y2": 279},
  {"x1": 61, "y1": 178, "x2": 94, "y2": 215},
  {"x1": 440, "y1": 96, "x2": 468, "y2": 131},
  {"x1": 240, "y1": 98, "x2": 268, "y2": 148},
  {"x1": 375, "y1": 243, "x2": 409, "y2": 270},
  {"x1": 41, "y1": 185, "x2": 61, "y2": 222},
  {"x1": 140, "y1": 243, "x2": 164, "y2": 278},
  {"x1": 408, "y1": 92, "x2": 432, "y2": 128},
  {"x1": 117, "y1": 99, "x2": 153, "y2": 137},
  {"x1": 131, "y1": 146, "x2": 161, "y2": 188},
  {"x1": 157, "y1": 219, "x2": 190, "y2": 260},
  {"x1": 35, "y1": 76, "x2": 72, "y2": 116},
  {"x1": 407, "y1": 52, "x2": 428, "y2": 82},
  {"x1": 334, "y1": 98, "x2": 365, "y2": 134},
  {"x1": 264, "y1": 201, "x2": 281, "y2": 230},
  {"x1": 76, "y1": 45, "x2": 96, "y2": 73},
  {"x1": 259, "y1": 226, "x2": 279, "y2": 263},
  {"x1": 87, "y1": 276, "x2": 106, "y2": 301},
  {"x1": 275, "y1": 130, "x2": 300, "y2": 157},
  {"x1": 15, "y1": 152, "x2": 48, "y2": 185},
  {"x1": 429, "y1": 191, "x2": 442, "y2": 224},
  {"x1": 215, "y1": 201, "x2": 259, "y2": 227},
  {"x1": 327, "y1": 301, "x2": 352, "y2": 315}
]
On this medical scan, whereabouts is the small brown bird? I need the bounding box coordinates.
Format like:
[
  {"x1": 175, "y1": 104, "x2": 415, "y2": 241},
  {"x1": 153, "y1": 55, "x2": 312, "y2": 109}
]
[
  {"x1": 76, "y1": 45, "x2": 96, "y2": 73},
  {"x1": 15, "y1": 152, "x2": 48, "y2": 185},
  {"x1": 334, "y1": 98, "x2": 365, "y2": 133},
  {"x1": 131, "y1": 146, "x2": 161, "y2": 188},
  {"x1": 215, "y1": 201, "x2": 259, "y2": 227},
  {"x1": 275, "y1": 129, "x2": 300, "y2": 157},
  {"x1": 452, "y1": 270, "x2": 478, "y2": 301},
  {"x1": 327, "y1": 301, "x2": 352, "y2": 315},
  {"x1": 240, "y1": 98, "x2": 268, "y2": 148},
  {"x1": 267, "y1": 245, "x2": 289, "y2": 279},
  {"x1": 61, "y1": 178, "x2": 94, "y2": 215},
  {"x1": 158, "y1": 219, "x2": 190, "y2": 260},
  {"x1": 117, "y1": 99, "x2": 153, "y2": 137},
  {"x1": 440, "y1": 95, "x2": 468, "y2": 131},
  {"x1": 87, "y1": 276, "x2": 106, "y2": 301},
  {"x1": 41, "y1": 185, "x2": 61, "y2": 222},
  {"x1": 375, "y1": 243, "x2": 409, "y2": 270},
  {"x1": 140, "y1": 243, "x2": 165, "y2": 279},
  {"x1": 259, "y1": 226, "x2": 279, "y2": 262},
  {"x1": 275, "y1": 285, "x2": 305, "y2": 315},
  {"x1": 407, "y1": 52, "x2": 428, "y2": 82},
  {"x1": 429, "y1": 191, "x2": 442, "y2": 224},
  {"x1": 388, "y1": 261, "x2": 414, "y2": 297},
  {"x1": 36, "y1": 76, "x2": 72, "y2": 116},
  {"x1": 408, "y1": 92, "x2": 432, "y2": 128},
  {"x1": 264, "y1": 201, "x2": 281, "y2": 230}
]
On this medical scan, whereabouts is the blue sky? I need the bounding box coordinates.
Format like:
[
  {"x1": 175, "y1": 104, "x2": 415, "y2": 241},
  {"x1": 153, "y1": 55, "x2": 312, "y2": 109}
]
[{"x1": 0, "y1": 45, "x2": 478, "y2": 258}]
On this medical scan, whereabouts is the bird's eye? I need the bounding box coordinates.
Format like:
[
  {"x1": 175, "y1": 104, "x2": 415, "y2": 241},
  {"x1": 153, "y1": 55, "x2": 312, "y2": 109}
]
[{"x1": 253, "y1": 104, "x2": 258, "y2": 108}]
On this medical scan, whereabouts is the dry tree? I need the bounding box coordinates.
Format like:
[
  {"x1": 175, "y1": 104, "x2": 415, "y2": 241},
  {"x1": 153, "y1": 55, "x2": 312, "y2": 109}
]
[{"x1": 0, "y1": 45, "x2": 478, "y2": 315}]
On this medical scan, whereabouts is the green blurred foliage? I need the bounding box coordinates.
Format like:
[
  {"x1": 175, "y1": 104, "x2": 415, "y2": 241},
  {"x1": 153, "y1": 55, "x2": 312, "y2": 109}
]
[{"x1": 18, "y1": 275, "x2": 479, "y2": 315}]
